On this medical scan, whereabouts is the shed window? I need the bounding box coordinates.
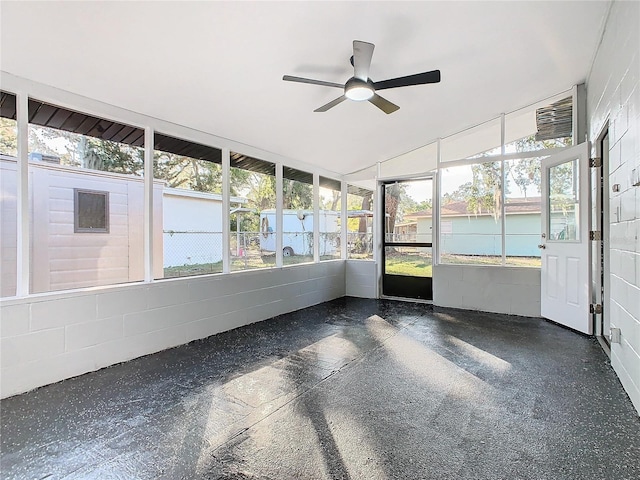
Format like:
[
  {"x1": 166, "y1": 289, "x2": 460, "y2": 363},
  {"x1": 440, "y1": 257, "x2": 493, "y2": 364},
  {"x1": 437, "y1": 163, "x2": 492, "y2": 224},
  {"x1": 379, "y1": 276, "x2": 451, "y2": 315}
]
[{"x1": 75, "y1": 189, "x2": 109, "y2": 233}]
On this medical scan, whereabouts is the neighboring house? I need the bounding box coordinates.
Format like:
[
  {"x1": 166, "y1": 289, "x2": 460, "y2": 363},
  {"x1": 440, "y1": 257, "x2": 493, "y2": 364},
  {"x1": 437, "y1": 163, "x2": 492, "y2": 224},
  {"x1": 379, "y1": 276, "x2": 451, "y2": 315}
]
[
  {"x1": 0, "y1": 155, "x2": 164, "y2": 295},
  {"x1": 398, "y1": 198, "x2": 544, "y2": 257}
]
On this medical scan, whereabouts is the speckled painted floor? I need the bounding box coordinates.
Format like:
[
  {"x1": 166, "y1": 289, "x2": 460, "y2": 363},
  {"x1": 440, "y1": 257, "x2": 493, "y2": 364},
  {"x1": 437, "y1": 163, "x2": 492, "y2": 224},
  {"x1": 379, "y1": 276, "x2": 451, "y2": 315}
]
[{"x1": 1, "y1": 297, "x2": 639, "y2": 480}]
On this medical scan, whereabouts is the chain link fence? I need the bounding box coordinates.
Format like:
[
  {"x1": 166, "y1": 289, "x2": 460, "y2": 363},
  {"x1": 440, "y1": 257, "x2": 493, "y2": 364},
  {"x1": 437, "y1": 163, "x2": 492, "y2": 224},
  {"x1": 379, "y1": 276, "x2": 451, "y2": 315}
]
[
  {"x1": 163, "y1": 231, "x2": 224, "y2": 277},
  {"x1": 347, "y1": 232, "x2": 373, "y2": 259},
  {"x1": 164, "y1": 230, "x2": 373, "y2": 277}
]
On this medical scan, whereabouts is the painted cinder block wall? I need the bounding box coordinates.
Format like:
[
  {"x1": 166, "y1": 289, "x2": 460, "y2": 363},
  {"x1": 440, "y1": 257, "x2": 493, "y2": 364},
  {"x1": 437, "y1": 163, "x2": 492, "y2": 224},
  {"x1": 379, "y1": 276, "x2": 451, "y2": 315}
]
[
  {"x1": 434, "y1": 265, "x2": 541, "y2": 317},
  {"x1": 0, "y1": 262, "x2": 345, "y2": 398},
  {"x1": 587, "y1": 0, "x2": 640, "y2": 414}
]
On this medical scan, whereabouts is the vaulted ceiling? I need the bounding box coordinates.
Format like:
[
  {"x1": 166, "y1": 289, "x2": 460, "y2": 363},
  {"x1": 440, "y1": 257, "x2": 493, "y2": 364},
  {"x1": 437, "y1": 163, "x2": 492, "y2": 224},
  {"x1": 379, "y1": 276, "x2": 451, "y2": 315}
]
[{"x1": 0, "y1": 1, "x2": 611, "y2": 176}]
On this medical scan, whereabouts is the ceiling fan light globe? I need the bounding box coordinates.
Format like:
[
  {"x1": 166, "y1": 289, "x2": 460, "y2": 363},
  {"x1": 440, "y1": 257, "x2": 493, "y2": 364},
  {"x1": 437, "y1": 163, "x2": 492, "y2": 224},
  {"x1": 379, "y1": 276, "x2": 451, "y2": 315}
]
[{"x1": 345, "y1": 86, "x2": 374, "y2": 101}]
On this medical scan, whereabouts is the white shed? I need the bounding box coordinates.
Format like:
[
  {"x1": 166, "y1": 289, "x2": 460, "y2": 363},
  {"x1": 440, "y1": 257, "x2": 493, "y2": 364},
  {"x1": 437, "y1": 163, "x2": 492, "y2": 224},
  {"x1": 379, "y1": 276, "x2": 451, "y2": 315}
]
[{"x1": 0, "y1": 155, "x2": 164, "y2": 294}]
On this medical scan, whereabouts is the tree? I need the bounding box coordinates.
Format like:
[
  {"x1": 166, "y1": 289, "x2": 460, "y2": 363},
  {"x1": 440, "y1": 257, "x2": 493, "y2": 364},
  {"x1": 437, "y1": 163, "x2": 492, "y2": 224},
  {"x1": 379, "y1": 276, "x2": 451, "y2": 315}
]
[
  {"x1": 548, "y1": 161, "x2": 576, "y2": 216},
  {"x1": 283, "y1": 179, "x2": 313, "y2": 210},
  {"x1": 384, "y1": 183, "x2": 404, "y2": 236},
  {"x1": 514, "y1": 134, "x2": 571, "y2": 153},
  {"x1": 507, "y1": 134, "x2": 569, "y2": 199},
  {"x1": 234, "y1": 172, "x2": 276, "y2": 232},
  {"x1": 0, "y1": 117, "x2": 17, "y2": 156},
  {"x1": 320, "y1": 188, "x2": 341, "y2": 211},
  {"x1": 83, "y1": 137, "x2": 143, "y2": 175},
  {"x1": 358, "y1": 192, "x2": 372, "y2": 234},
  {"x1": 445, "y1": 163, "x2": 503, "y2": 220},
  {"x1": 509, "y1": 158, "x2": 540, "y2": 199}
]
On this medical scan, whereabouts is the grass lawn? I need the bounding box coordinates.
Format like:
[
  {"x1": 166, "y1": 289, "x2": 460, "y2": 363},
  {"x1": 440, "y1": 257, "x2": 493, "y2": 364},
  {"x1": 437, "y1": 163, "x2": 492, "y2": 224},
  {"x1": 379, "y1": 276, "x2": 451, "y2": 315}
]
[
  {"x1": 163, "y1": 252, "x2": 540, "y2": 279},
  {"x1": 163, "y1": 252, "x2": 340, "y2": 278},
  {"x1": 441, "y1": 254, "x2": 541, "y2": 268},
  {"x1": 385, "y1": 254, "x2": 433, "y2": 277}
]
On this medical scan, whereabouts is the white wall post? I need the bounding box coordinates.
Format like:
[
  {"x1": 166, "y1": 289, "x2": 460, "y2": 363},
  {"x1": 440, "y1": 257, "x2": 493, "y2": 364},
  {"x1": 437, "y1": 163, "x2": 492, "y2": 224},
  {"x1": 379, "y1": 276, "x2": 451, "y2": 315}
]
[
  {"x1": 143, "y1": 126, "x2": 154, "y2": 282},
  {"x1": 276, "y1": 163, "x2": 283, "y2": 267},
  {"x1": 341, "y1": 180, "x2": 347, "y2": 260},
  {"x1": 15, "y1": 92, "x2": 30, "y2": 296},
  {"x1": 500, "y1": 113, "x2": 506, "y2": 266},
  {"x1": 222, "y1": 148, "x2": 231, "y2": 274},
  {"x1": 313, "y1": 173, "x2": 320, "y2": 262},
  {"x1": 434, "y1": 138, "x2": 441, "y2": 265}
]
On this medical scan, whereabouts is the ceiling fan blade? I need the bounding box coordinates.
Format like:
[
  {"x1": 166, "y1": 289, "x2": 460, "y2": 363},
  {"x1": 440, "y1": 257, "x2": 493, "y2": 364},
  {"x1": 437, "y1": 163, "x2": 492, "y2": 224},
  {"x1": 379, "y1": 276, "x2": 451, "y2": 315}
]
[
  {"x1": 352, "y1": 40, "x2": 375, "y2": 81},
  {"x1": 283, "y1": 75, "x2": 344, "y2": 89},
  {"x1": 373, "y1": 70, "x2": 441, "y2": 91},
  {"x1": 314, "y1": 95, "x2": 347, "y2": 112},
  {"x1": 368, "y1": 93, "x2": 400, "y2": 114}
]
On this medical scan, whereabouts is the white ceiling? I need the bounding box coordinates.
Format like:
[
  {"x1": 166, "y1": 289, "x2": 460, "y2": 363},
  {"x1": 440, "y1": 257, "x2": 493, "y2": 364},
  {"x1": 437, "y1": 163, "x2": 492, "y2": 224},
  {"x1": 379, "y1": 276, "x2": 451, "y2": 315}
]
[{"x1": 0, "y1": 1, "x2": 610, "y2": 177}]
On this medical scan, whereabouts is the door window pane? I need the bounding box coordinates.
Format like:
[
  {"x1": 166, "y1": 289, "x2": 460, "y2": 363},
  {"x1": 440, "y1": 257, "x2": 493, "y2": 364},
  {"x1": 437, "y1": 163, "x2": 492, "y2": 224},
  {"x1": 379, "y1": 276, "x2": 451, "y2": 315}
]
[
  {"x1": 385, "y1": 246, "x2": 432, "y2": 277},
  {"x1": 549, "y1": 159, "x2": 579, "y2": 241},
  {"x1": 385, "y1": 179, "x2": 432, "y2": 243}
]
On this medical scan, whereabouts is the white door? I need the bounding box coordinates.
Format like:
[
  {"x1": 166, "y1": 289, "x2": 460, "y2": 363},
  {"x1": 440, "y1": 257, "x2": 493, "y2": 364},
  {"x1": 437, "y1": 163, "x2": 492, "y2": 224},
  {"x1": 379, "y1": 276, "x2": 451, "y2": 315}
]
[{"x1": 540, "y1": 142, "x2": 592, "y2": 334}]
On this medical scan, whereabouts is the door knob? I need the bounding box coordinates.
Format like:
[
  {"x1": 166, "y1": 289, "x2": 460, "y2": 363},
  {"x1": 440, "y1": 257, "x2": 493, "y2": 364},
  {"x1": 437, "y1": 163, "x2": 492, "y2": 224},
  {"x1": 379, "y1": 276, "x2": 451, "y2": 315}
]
[{"x1": 538, "y1": 244, "x2": 546, "y2": 249}]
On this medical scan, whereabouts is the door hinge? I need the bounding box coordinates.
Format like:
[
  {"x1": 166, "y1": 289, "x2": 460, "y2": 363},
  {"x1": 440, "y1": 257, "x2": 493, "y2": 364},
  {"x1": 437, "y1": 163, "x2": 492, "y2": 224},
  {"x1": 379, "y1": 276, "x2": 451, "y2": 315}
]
[
  {"x1": 589, "y1": 230, "x2": 602, "y2": 241},
  {"x1": 590, "y1": 157, "x2": 602, "y2": 168},
  {"x1": 590, "y1": 303, "x2": 603, "y2": 314}
]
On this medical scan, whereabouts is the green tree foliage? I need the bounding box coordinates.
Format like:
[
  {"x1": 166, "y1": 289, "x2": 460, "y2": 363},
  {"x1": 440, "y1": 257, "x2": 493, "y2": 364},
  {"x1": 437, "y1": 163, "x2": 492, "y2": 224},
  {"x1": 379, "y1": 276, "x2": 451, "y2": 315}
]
[
  {"x1": 283, "y1": 179, "x2": 313, "y2": 210},
  {"x1": 83, "y1": 137, "x2": 143, "y2": 175},
  {"x1": 0, "y1": 118, "x2": 17, "y2": 156},
  {"x1": 509, "y1": 158, "x2": 540, "y2": 199},
  {"x1": 232, "y1": 172, "x2": 276, "y2": 232},
  {"x1": 155, "y1": 152, "x2": 230, "y2": 193},
  {"x1": 548, "y1": 161, "x2": 577, "y2": 216},
  {"x1": 443, "y1": 134, "x2": 570, "y2": 217}
]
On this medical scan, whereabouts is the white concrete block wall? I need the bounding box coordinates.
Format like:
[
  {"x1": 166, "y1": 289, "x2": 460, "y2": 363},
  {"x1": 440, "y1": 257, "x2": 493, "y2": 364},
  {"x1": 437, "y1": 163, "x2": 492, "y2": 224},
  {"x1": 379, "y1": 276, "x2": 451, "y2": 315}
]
[
  {"x1": 0, "y1": 261, "x2": 345, "y2": 398},
  {"x1": 345, "y1": 260, "x2": 377, "y2": 298},
  {"x1": 587, "y1": 0, "x2": 640, "y2": 414},
  {"x1": 433, "y1": 265, "x2": 541, "y2": 317}
]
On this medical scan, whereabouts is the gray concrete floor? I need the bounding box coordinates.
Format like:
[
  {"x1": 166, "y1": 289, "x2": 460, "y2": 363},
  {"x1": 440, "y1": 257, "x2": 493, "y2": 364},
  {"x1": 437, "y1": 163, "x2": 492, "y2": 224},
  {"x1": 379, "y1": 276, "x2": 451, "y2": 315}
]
[{"x1": 1, "y1": 297, "x2": 639, "y2": 479}]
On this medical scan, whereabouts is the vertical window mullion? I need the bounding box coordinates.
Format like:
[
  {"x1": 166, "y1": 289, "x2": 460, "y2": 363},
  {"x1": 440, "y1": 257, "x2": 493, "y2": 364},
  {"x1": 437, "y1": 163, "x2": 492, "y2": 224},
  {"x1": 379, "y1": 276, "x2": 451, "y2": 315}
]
[
  {"x1": 341, "y1": 180, "x2": 347, "y2": 260},
  {"x1": 222, "y1": 148, "x2": 230, "y2": 274},
  {"x1": 143, "y1": 126, "x2": 154, "y2": 282},
  {"x1": 435, "y1": 138, "x2": 441, "y2": 265},
  {"x1": 313, "y1": 173, "x2": 320, "y2": 263},
  {"x1": 500, "y1": 114, "x2": 506, "y2": 266},
  {"x1": 276, "y1": 163, "x2": 283, "y2": 267},
  {"x1": 16, "y1": 92, "x2": 29, "y2": 296}
]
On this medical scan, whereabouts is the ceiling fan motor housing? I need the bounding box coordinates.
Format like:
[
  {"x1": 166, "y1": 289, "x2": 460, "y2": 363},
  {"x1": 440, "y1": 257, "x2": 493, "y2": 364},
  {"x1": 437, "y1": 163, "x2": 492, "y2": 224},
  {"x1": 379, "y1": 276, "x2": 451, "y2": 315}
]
[{"x1": 344, "y1": 78, "x2": 375, "y2": 101}]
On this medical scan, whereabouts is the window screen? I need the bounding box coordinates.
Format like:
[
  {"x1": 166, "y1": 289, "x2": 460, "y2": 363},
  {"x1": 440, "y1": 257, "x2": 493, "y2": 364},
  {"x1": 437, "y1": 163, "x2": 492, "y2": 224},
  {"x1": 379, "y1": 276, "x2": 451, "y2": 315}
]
[{"x1": 75, "y1": 189, "x2": 109, "y2": 233}]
